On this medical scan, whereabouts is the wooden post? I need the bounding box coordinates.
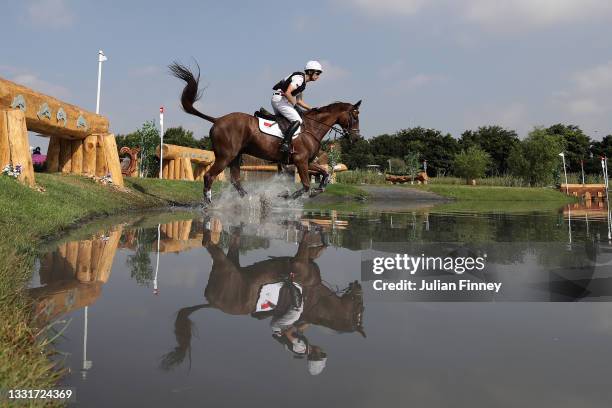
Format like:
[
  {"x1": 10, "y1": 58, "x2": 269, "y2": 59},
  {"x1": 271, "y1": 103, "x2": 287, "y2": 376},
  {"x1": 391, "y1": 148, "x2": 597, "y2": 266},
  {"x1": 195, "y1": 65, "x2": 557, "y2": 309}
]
[
  {"x1": 95, "y1": 227, "x2": 122, "y2": 283},
  {"x1": 101, "y1": 133, "x2": 124, "y2": 186},
  {"x1": 46, "y1": 136, "x2": 60, "y2": 173},
  {"x1": 82, "y1": 135, "x2": 97, "y2": 176},
  {"x1": 168, "y1": 159, "x2": 175, "y2": 179},
  {"x1": 182, "y1": 157, "x2": 194, "y2": 181},
  {"x1": 76, "y1": 240, "x2": 93, "y2": 282},
  {"x1": 6, "y1": 109, "x2": 35, "y2": 186},
  {"x1": 174, "y1": 158, "x2": 182, "y2": 180},
  {"x1": 70, "y1": 140, "x2": 83, "y2": 175},
  {"x1": 172, "y1": 221, "x2": 179, "y2": 239},
  {"x1": 59, "y1": 138, "x2": 72, "y2": 174},
  {"x1": 65, "y1": 241, "x2": 79, "y2": 277},
  {"x1": 95, "y1": 135, "x2": 108, "y2": 177},
  {"x1": 180, "y1": 220, "x2": 192, "y2": 241},
  {"x1": 0, "y1": 110, "x2": 9, "y2": 169},
  {"x1": 162, "y1": 160, "x2": 169, "y2": 179}
]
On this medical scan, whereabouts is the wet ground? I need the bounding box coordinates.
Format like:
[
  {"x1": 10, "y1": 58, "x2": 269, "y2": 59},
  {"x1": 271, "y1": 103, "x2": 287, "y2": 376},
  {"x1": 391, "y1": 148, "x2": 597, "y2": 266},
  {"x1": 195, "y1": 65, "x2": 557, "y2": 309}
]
[{"x1": 28, "y1": 196, "x2": 612, "y2": 407}]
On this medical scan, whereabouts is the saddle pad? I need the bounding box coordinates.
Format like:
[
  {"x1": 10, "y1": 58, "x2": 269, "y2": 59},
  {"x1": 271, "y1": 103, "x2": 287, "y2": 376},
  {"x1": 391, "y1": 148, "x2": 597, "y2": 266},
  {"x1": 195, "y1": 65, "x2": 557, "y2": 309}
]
[
  {"x1": 255, "y1": 281, "x2": 303, "y2": 312},
  {"x1": 257, "y1": 117, "x2": 301, "y2": 139}
]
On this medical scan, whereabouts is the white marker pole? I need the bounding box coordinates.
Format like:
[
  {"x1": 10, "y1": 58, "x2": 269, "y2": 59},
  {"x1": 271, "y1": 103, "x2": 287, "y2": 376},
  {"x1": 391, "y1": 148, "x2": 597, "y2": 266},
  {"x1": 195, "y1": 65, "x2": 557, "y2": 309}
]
[
  {"x1": 154, "y1": 223, "x2": 161, "y2": 295},
  {"x1": 159, "y1": 107, "x2": 164, "y2": 179},
  {"x1": 96, "y1": 50, "x2": 107, "y2": 114},
  {"x1": 559, "y1": 152, "x2": 568, "y2": 194}
]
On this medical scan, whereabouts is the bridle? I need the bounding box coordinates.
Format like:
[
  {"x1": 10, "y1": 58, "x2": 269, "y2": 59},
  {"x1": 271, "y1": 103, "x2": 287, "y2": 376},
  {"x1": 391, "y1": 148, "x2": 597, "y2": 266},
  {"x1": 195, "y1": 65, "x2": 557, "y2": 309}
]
[{"x1": 302, "y1": 107, "x2": 360, "y2": 141}]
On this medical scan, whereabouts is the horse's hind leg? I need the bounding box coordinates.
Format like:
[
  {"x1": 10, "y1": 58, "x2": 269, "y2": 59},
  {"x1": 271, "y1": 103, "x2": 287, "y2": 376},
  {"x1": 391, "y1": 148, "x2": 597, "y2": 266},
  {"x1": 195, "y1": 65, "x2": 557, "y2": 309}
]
[
  {"x1": 229, "y1": 155, "x2": 247, "y2": 197},
  {"x1": 203, "y1": 157, "x2": 231, "y2": 205}
]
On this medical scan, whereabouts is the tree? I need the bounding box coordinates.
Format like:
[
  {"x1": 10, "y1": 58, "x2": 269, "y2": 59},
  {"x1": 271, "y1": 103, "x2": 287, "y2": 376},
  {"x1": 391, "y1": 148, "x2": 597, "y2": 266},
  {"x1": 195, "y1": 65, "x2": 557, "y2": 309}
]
[
  {"x1": 546, "y1": 124, "x2": 591, "y2": 173},
  {"x1": 116, "y1": 121, "x2": 160, "y2": 177},
  {"x1": 163, "y1": 126, "x2": 200, "y2": 148},
  {"x1": 508, "y1": 128, "x2": 566, "y2": 186},
  {"x1": 453, "y1": 146, "x2": 491, "y2": 183},
  {"x1": 388, "y1": 158, "x2": 406, "y2": 174},
  {"x1": 459, "y1": 126, "x2": 519, "y2": 176},
  {"x1": 590, "y1": 135, "x2": 612, "y2": 175},
  {"x1": 404, "y1": 151, "x2": 420, "y2": 183},
  {"x1": 339, "y1": 136, "x2": 373, "y2": 169}
]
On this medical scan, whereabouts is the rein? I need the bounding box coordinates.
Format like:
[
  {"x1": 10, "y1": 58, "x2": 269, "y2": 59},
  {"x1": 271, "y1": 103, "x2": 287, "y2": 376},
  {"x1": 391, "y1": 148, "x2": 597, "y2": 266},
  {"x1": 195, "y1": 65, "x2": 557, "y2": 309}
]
[{"x1": 302, "y1": 109, "x2": 355, "y2": 141}]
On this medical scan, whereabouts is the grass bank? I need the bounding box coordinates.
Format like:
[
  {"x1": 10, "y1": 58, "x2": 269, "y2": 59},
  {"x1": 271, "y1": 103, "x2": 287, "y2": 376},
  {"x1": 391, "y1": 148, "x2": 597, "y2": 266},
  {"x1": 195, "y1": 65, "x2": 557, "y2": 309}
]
[
  {"x1": 0, "y1": 173, "x2": 205, "y2": 398},
  {"x1": 413, "y1": 184, "x2": 577, "y2": 203}
]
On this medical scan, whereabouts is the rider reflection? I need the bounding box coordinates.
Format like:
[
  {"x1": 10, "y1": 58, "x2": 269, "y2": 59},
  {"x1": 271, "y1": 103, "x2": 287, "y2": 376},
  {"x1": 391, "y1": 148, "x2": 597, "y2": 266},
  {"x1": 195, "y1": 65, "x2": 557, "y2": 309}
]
[{"x1": 161, "y1": 222, "x2": 364, "y2": 374}]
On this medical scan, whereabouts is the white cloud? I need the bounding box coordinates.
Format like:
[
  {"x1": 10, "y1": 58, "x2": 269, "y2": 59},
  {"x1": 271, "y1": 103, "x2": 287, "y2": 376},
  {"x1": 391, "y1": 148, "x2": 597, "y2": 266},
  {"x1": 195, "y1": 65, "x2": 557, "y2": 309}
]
[
  {"x1": 12, "y1": 73, "x2": 71, "y2": 99},
  {"x1": 554, "y1": 61, "x2": 612, "y2": 118},
  {"x1": 318, "y1": 60, "x2": 350, "y2": 81},
  {"x1": 464, "y1": 102, "x2": 529, "y2": 135},
  {"x1": 573, "y1": 61, "x2": 612, "y2": 93},
  {"x1": 378, "y1": 61, "x2": 407, "y2": 80},
  {"x1": 568, "y1": 99, "x2": 606, "y2": 115},
  {"x1": 336, "y1": 0, "x2": 612, "y2": 31},
  {"x1": 462, "y1": 0, "x2": 612, "y2": 30},
  {"x1": 26, "y1": 0, "x2": 75, "y2": 29},
  {"x1": 338, "y1": 0, "x2": 427, "y2": 16},
  {"x1": 129, "y1": 66, "x2": 163, "y2": 77},
  {"x1": 397, "y1": 74, "x2": 446, "y2": 90}
]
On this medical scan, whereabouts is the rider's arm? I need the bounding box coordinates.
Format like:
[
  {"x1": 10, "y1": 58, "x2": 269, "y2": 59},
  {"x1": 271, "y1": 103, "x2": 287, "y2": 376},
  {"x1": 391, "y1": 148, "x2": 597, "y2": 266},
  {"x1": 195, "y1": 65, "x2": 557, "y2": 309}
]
[
  {"x1": 296, "y1": 99, "x2": 312, "y2": 110},
  {"x1": 284, "y1": 85, "x2": 298, "y2": 106}
]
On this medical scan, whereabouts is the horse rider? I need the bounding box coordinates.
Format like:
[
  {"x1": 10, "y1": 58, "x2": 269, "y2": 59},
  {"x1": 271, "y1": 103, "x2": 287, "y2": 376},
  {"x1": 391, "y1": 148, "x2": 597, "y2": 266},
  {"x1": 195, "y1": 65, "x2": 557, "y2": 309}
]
[{"x1": 272, "y1": 60, "x2": 323, "y2": 154}]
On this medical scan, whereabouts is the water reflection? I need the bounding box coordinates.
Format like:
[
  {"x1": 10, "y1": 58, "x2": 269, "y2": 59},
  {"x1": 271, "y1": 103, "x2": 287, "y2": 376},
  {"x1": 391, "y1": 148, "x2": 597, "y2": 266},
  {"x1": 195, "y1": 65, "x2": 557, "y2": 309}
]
[
  {"x1": 25, "y1": 203, "x2": 612, "y2": 406},
  {"x1": 30, "y1": 226, "x2": 123, "y2": 328},
  {"x1": 161, "y1": 223, "x2": 364, "y2": 375}
]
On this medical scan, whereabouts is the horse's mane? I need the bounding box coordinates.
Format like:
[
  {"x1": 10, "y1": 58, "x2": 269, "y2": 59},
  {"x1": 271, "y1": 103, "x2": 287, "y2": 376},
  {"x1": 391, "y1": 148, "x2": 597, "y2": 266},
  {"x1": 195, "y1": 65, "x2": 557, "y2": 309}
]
[{"x1": 308, "y1": 101, "x2": 352, "y2": 114}]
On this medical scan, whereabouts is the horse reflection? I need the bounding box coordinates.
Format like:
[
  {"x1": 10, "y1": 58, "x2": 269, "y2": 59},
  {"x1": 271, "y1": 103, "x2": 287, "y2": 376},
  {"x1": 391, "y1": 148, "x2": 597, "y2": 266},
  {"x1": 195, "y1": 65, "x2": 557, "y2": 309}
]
[{"x1": 160, "y1": 226, "x2": 364, "y2": 373}]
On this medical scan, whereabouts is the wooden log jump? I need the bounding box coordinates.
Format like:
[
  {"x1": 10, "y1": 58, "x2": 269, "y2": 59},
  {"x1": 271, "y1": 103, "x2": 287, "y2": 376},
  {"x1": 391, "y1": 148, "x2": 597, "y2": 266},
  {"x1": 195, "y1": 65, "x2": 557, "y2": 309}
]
[
  {"x1": 0, "y1": 76, "x2": 123, "y2": 186},
  {"x1": 560, "y1": 184, "x2": 607, "y2": 200},
  {"x1": 156, "y1": 143, "x2": 224, "y2": 181},
  {"x1": 386, "y1": 172, "x2": 429, "y2": 185}
]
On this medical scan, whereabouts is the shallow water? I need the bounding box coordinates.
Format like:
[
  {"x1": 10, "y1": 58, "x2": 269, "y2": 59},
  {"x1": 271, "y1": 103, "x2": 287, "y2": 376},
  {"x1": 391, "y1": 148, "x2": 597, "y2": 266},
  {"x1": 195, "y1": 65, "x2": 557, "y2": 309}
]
[{"x1": 29, "y1": 200, "x2": 612, "y2": 407}]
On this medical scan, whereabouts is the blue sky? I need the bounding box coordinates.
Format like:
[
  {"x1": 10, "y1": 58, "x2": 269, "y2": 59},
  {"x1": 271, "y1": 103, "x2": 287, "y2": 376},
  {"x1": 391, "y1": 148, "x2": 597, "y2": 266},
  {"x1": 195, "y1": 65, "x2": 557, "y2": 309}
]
[{"x1": 3, "y1": 0, "x2": 612, "y2": 151}]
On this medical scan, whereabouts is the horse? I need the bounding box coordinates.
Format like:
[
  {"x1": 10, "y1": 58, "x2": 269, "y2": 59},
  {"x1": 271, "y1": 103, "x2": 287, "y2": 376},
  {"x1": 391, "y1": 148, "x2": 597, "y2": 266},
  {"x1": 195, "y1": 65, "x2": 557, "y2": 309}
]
[
  {"x1": 169, "y1": 62, "x2": 361, "y2": 204},
  {"x1": 159, "y1": 226, "x2": 365, "y2": 370}
]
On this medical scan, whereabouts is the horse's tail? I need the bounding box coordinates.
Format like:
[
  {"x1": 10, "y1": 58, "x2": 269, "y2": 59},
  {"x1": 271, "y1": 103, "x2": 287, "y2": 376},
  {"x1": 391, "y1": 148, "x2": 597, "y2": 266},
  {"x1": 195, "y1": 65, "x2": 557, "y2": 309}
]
[{"x1": 169, "y1": 61, "x2": 218, "y2": 123}]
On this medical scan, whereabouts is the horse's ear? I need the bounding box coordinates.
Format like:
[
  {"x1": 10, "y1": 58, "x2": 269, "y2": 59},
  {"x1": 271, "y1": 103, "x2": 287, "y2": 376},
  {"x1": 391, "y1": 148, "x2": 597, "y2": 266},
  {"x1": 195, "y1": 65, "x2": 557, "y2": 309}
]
[{"x1": 353, "y1": 100, "x2": 362, "y2": 109}]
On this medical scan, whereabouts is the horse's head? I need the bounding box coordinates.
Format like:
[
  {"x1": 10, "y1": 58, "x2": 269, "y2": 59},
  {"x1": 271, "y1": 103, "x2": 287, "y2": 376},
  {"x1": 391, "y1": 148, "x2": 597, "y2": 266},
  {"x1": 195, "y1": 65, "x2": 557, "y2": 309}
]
[
  {"x1": 336, "y1": 100, "x2": 362, "y2": 143},
  {"x1": 301, "y1": 280, "x2": 366, "y2": 337}
]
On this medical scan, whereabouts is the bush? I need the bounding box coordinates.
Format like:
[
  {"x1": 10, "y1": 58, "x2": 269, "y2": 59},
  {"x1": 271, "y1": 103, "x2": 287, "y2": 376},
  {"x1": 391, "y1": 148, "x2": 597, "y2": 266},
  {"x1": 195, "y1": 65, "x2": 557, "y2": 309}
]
[
  {"x1": 336, "y1": 170, "x2": 387, "y2": 184},
  {"x1": 453, "y1": 146, "x2": 491, "y2": 183},
  {"x1": 508, "y1": 128, "x2": 566, "y2": 186}
]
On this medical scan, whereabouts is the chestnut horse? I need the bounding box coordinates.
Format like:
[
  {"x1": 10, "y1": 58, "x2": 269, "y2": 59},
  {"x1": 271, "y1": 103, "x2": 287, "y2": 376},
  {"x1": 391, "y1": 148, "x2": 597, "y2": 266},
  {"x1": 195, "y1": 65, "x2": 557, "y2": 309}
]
[{"x1": 169, "y1": 63, "x2": 361, "y2": 204}]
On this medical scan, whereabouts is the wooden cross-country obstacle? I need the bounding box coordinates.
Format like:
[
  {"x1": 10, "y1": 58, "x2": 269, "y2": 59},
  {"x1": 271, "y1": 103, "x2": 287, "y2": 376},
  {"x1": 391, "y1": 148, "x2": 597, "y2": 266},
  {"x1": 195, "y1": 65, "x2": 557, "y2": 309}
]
[
  {"x1": 560, "y1": 184, "x2": 607, "y2": 201},
  {"x1": 29, "y1": 226, "x2": 123, "y2": 327},
  {"x1": 156, "y1": 143, "x2": 225, "y2": 181},
  {"x1": 0, "y1": 77, "x2": 123, "y2": 186}
]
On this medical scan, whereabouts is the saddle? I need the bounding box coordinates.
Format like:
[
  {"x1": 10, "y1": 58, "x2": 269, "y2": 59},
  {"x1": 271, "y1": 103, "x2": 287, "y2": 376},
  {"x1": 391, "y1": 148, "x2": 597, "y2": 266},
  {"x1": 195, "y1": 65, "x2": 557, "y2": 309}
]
[{"x1": 254, "y1": 107, "x2": 291, "y2": 133}]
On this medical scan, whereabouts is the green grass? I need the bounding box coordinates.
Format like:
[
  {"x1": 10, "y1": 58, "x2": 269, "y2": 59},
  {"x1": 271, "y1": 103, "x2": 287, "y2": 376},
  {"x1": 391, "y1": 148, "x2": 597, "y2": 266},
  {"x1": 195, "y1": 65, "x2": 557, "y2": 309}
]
[
  {"x1": 318, "y1": 183, "x2": 368, "y2": 199},
  {"x1": 412, "y1": 184, "x2": 577, "y2": 203},
  {"x1": 0, "y1": 173, "x2": 206, "y2": 401}
]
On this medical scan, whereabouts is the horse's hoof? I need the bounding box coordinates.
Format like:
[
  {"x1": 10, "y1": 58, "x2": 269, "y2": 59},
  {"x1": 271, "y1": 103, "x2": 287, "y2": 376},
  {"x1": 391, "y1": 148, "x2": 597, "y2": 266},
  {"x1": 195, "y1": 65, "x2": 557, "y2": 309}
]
[
  {"x1": 290, "y1": 190, "x2": 305, "y2": 200},
  {"x1": 278, "y1": 191, "x2": 290, "y2": 199},
  {"x1": 309, "y1": 188, "x2": 324, "y2": 197}
]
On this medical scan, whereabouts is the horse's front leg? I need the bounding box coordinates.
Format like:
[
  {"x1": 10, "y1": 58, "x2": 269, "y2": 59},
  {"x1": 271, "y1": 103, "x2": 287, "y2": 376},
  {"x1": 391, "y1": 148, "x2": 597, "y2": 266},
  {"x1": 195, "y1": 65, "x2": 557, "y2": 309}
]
[
  {"x1": 308, "y1": 162, "x2": 330, "y2": 190},
  {"x1": 291, "y1": 159, "x2": 311, "y2": 199}
]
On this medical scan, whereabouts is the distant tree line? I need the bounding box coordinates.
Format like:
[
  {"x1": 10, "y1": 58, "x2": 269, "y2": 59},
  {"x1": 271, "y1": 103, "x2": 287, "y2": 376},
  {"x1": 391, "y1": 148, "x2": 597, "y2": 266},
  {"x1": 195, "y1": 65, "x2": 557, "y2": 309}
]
[{"x1": 340, "y1": 124, "x2": 612, "y2": 185}]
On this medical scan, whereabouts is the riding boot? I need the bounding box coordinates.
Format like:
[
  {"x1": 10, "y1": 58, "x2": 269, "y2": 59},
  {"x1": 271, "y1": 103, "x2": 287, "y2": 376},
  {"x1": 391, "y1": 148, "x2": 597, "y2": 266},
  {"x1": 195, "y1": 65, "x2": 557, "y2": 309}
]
[{"x1": 279, "y1": 121, "x2": 300, "y2": 155}]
